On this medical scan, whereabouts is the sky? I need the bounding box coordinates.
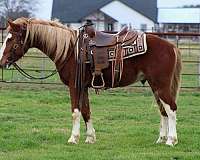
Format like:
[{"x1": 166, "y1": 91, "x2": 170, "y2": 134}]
[
  {"x1": 34, "y1": 0, "x2": 53, "y2": 19},
  {"x1": 34, "y1": 0, "x2": 200, "y2": 20}
]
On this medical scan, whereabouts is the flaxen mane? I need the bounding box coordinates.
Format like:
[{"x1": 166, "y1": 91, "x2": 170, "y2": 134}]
[{"x1": 13, "y1": 17, "x2": 77, "y2": 63}]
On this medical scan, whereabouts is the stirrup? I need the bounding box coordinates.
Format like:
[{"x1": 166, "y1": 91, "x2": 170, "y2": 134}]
[{"x1": 91, "y1": 72, "x2": 105, "y2": 89}]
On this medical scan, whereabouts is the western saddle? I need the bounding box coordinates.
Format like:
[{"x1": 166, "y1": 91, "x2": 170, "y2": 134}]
[
  {"x1": 78, "y1": 23, "x2": 139, "y2": 89},
  {"x1": 85, "y1": 26, "x2": 131, "y2": 46}
]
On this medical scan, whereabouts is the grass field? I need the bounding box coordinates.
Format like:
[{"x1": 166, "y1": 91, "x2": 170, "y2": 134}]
[{"x1": 0, "y1": 85, "x2": 200, "y2": 160}]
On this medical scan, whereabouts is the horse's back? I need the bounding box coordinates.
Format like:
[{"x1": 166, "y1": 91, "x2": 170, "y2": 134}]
[{"x1": 146, "y1": 34, "x2": 176, "y2": 50}]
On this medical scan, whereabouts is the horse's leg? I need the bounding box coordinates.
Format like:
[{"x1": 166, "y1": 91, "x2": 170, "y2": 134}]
[
  {"x1": 81, "y1": 88, "x2": 96, "y2": 144},
  {"x1": 149, "y1": 80, "x2": 178, "y2": 146},
  {"x1": 153, "y1": 93, "x2": 168, "y2": 144},
  {"x1": 68, "y1": 87, "x2": 81, "y2": 144},
  {"x1": 159, "y1": 96, "x2": 177, "y2": 146},
  {"x1": 155, "y1": 89, "x2": 177, "y2": 146}
]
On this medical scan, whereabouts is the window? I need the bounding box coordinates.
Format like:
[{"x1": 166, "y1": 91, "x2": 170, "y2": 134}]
[
  {"x1": 140, "y1": 24, "x2": 147, "y2": 32},
  {"x1": 106, "y1": 23, "x2": 114, "y2": 31}
]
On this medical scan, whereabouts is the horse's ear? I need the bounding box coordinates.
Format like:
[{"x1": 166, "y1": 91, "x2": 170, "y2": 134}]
[{"x1": 7, "y1": 19, "x2": 20, "y2": 31}]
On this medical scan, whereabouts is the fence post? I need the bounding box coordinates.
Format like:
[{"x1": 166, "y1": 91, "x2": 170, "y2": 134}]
[
  {"x1": 176, "y1": 35, "x2": 179, "y2": 48},
  {"x1": 1, "y1": 28, "x2": 4, "y2": 82},
  {"x1": 199, "y1": 56, "x2": 200, "y2": 88}
]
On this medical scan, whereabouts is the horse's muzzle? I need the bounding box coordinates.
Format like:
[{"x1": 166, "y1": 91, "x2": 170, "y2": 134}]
[{"x1": 0, "y1": 60, "x2": 12, "y2": 69}]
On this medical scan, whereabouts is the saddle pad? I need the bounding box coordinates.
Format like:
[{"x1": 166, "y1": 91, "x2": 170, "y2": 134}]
[{"x1": 107, "y1": 32, "x2": 147, "y2": 61}]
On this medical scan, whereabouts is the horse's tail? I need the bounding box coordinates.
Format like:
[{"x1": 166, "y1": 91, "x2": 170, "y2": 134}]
[{"x1": 171, "y1": 47, "x2": 182, "y2": 100}]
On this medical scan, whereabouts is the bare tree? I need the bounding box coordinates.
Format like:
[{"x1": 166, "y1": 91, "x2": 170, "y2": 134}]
[{"x1": 0, "y1": 0, "x2": 37, "y2": 26}]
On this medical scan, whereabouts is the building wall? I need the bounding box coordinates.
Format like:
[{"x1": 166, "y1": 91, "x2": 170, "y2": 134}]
[
  {"x1": 83, "y1": 12, "x2": 106, "y2": 31},
  {"x1": 66, "y1": 11, "x2": 117, "y2": 31},
  {"x1": 68, "y1": 23, "x2": 82, "y2": 30},
  {"x1": 158, "y1": 8, "x2": 200, "y2": 24},
  {"x1": 100, "y1": 0, "x2": 155, "y2": 31},
  {"x1": 158, "y1": 1, "x2": 200, "y2": 32},
  {"x1": 65, "y1": 1, "x2": 156, "y2": 32}
]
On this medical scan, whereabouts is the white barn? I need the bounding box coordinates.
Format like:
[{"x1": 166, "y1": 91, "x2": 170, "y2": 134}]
[
  {"x1": 51, "y1": 0, "x2": 157, "y2": 32},
  {"x1": 157, "y1": 0, "x2": 200, "y2": 32}
]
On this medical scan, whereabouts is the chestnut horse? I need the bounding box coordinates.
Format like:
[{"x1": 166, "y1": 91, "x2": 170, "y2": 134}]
[{"x1": 0, "y1": 18, "x2": 181, "y2": 146}]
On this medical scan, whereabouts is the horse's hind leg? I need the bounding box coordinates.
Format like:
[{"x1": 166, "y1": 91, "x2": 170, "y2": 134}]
[
  {"x1": 154, "y1": 88, "x2": 178, "y2": 146},
  {"x1": 149, "y1": 76, "x2": 178, "y2": 146},
  {"x1": 159, "y1": 97, "x2": 178, "y2": 146},
  {"x1": 81, "y1": 88, "x2": 96, "y2": 144},
  {"x1": 153, "y1": 93, "x2": 168, "y2": 144}
]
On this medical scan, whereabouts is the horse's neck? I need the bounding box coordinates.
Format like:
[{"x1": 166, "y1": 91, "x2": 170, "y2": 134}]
[
  {"x1": 28, "y1": 29, "x2": 74, "y2": 68},
  {"x1": 30, "y1": 37, "x2": 55, "y2": 61}
]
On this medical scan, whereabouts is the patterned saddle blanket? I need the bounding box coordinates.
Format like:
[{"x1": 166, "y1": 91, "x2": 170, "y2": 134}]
[
  {"x1": 107, "y1": 32, "x2": 147, "y2": 61},
  {"x1": 85, "y1": 32, "x2": 147, "y2": 63}
]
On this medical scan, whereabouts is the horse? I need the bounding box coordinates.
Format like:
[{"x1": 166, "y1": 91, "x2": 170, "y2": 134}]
[{"x1": 0, "y1": 17, "x2": 182, "y2": 146}]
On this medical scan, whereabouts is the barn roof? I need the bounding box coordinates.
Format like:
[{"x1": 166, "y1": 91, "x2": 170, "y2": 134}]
[{"x1": 51, "y1": 0, "x2": 157, "y2": 23}]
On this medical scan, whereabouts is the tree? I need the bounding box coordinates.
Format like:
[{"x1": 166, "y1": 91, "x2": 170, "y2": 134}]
[{"x1": 0, "y1": 0, "x2": 37, "y2": 26}]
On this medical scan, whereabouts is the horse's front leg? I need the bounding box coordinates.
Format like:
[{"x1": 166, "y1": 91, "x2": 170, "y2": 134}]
[
  {"x1": 68, "y1": 87, "x2": 81, "y2": 144},
  {"x1": 81, "y1": 88, "x2": 96, "y2": 144}
]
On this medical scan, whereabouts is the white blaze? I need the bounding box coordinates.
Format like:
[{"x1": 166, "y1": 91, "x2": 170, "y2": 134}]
[{"x1": 0, "y1": 33, "x2": 12, "y2": 61}]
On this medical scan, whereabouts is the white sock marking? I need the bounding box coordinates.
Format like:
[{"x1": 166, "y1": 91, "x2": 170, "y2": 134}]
[
  {"x1": 68, "y1": 108, "x2": 81, "y2": 144},
  {"x1": 160, "y1": 99, "x2": 177, "y2": 143},
  {"x1": 0, "y1": 33, "x2": 12, "y2": 61},
  {"x1": 159, "y1": 115, "x2": 168, "y2": 138},
  {"x1": 71, "y1": 108, "x2": 81, "y2": 136},
  {"x1": 85, "y1": 119, "x2": 96, "y2": 143},
  {"x1": 86, "y1": 119, "x2": 95, "y2": 135}
]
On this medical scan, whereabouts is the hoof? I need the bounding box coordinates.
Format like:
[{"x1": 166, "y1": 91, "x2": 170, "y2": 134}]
[
  {"x1": 68, "y1": 135, "x2": 80, "y2": 144},
  {"x1": 165, "y1": 137, "x2": 178, "y2": 146},
  {"x1": 85, "y1": 129, "x2": 96, "y2": 144},
  {"x1": 85, "y1": 135, "x2": 96, "y2": 144},
  {"x1": 156, "y1": 136, "x2": 167, "y2": 144}
]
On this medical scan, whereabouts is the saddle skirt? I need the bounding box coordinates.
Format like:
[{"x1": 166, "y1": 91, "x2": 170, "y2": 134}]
[{"x1": 107, "y1": 32, "x2": 147, "y2": 61}]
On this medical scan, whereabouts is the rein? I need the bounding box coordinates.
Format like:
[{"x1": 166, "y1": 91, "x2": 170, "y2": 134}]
[
  {"x1": 8, "y1": 23, "x2": 81, "y2": 80},
  {"x1": 13, "y1": 63, "x2": 58, "y2": 80},
  {"x1": 9, "y1": 44, "x2": 58, "y2": 80}
]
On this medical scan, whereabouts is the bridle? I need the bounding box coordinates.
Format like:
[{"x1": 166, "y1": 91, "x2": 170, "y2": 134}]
[
  {"x1": 7, "y1": 24, "x2": 83, "y2": 80},
  {"x1": 7, "y1": 30, "x2": 25, "y2": 65},
  {"x1": 7, "y1": 26, "x2": 59, "y2": 80}
]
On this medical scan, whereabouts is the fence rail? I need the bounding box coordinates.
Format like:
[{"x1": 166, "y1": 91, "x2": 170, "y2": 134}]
[{"x1": 0, "y1": 28, "x2": 200, "y2": 89}]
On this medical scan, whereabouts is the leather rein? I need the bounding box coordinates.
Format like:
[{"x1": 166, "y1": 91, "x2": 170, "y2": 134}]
[{"x1": 9, "y1": 27, "x2": 80, "y2": 80}]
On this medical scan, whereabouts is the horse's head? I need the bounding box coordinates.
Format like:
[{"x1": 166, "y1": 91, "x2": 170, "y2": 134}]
[{"x1": 0, "y1": 19, "x2": 28, "y2": 68}]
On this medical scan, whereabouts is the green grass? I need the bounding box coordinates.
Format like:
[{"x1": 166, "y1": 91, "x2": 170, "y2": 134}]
[{"x1": 0, "y1": 86, "x2": 200, "y2": 160}]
